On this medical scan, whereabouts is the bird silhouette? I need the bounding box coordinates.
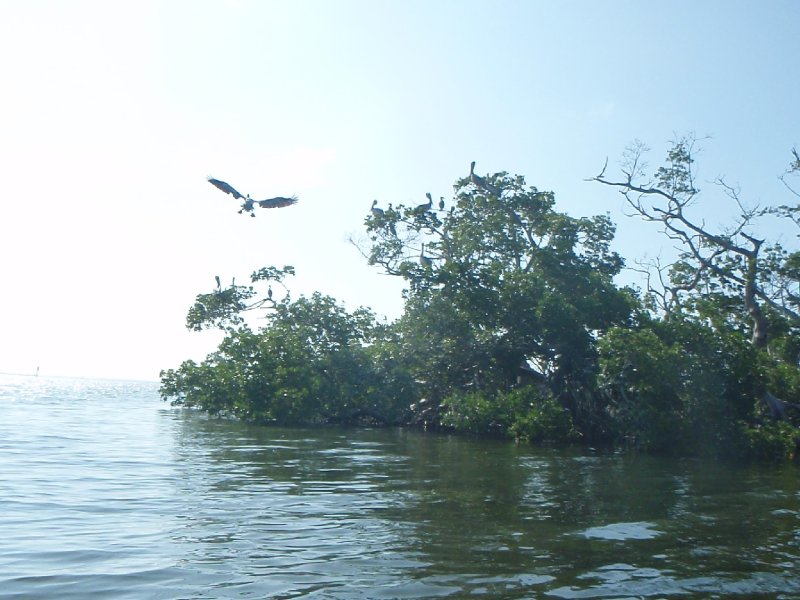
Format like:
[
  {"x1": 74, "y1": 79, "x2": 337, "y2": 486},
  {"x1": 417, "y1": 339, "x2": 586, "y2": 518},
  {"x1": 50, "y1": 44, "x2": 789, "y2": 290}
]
[
  {"x1": 415, "y1": 193, "x2": 433, "y2": 214},
  {"x1": 469, "y1": 161, "x2": 501, "y2": 196},
  {"x1": 208, "y1": 176, "x2": 298, "y2": 215},
  {"x1": 438, "y1": 196, "x2": 445, "y2": 211},
  {"x1": 378, "y1": 201, "x2": 397, "y2": 235}
]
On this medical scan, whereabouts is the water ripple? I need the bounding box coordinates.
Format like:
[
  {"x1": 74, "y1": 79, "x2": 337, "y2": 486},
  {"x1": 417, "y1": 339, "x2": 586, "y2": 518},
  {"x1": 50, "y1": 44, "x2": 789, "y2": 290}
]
[{"x1": 1, "y1": 375, "x2": 799, "y2": 598}]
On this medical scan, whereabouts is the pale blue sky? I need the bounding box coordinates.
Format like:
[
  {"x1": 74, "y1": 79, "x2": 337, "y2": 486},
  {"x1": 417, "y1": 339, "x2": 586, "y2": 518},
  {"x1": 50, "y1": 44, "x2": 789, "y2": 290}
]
[{"x1": 0, "y1": 0, "x2": 797, "y2": 380}]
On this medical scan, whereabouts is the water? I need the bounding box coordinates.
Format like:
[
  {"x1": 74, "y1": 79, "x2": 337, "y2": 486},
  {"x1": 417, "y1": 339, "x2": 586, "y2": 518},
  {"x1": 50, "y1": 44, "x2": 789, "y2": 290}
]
[{"x1": 1, "y1": 375, "x2": 798, "y2": 599}]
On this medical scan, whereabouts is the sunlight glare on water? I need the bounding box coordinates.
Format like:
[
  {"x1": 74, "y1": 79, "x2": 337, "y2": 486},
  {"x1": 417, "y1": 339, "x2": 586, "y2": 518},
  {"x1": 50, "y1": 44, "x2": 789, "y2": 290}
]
[{"x1": 0, "y1": 374, "x2": 798, "y2": 599}]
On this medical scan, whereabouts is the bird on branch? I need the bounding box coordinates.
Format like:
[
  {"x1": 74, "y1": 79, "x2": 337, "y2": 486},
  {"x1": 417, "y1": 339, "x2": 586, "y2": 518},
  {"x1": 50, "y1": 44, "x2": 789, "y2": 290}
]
[
  {"x1": 469, "y1": 161, "x2": 501, "y2": 196},
  {"x1": 419, "y1": 243, "x2": 433, "y2": 269},
  {"x1": 414, "y1": 193, "x2": 434, "y2": 214}
]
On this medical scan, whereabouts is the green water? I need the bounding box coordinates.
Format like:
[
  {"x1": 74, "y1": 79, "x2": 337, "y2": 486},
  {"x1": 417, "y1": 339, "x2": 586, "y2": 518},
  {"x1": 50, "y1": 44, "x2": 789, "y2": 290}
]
[{"x1": 0, "y1": 375, "x2": 798, "y2": 598}]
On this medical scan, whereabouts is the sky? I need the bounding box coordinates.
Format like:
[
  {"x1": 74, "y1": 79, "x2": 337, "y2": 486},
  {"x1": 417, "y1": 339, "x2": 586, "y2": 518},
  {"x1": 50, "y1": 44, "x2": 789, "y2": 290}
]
[{"x1": 0, "y1": 0, "x2": 798, "y2": 381}]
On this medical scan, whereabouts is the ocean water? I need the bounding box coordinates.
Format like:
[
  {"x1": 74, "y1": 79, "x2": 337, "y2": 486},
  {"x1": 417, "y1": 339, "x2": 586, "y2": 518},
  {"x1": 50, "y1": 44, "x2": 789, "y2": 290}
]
[{"x1": 1, "y1": 374, "x2": 798, "y2": 598}]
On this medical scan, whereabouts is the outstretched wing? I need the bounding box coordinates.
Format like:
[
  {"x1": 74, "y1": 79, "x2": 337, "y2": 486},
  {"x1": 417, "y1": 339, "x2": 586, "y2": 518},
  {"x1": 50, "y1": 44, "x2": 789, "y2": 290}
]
[
  {"x1": 207, "y1": 177, "x2": 245, "y2": 200},
  {"x1": 257, "y1": 195, "x2": 299, "y2": 209}
]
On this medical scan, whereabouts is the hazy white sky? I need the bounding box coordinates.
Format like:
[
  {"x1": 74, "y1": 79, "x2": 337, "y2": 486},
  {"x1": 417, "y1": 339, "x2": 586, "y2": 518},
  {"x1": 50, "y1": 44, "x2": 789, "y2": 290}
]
[{"x1": 0, "y1": 0, "x2": 797, "y2": 381}]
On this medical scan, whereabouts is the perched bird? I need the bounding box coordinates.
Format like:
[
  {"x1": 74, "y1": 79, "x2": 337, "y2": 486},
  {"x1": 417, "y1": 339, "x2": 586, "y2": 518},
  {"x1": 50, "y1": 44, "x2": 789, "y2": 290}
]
[
  {"x1": 256, "y1": 196, "x2": 298, "y2": 209},
  {"x1": 214, "y1": 275, "x2": 221, "y2": 290},
  {"x1": 370, "y1": 199, "x2": 384, "y2": 216},
  {"x1": 438, "y1": 196, "x2": 445, "y2": 211},
  {"x1": 469, "y1": 161, "x2": 501, "y2": 196},
  {"x1": 419, "y1": 243, "x2": 433, "y2": 268},
  {"x1": 267, "y1": 285, "x2": 273, "y2": 301},
  {"x1": 208, "y1": 176, "x2": 298, "y2": 215},
  {"x1": 208, "y1": 177, "x2": 245, "y2": 200},
  {"x1": 380, "y1": 202, "x2": 397, "y2": 236},
  {"x1": 415, "y1": 192, "x2": 434, "y2": 214}
]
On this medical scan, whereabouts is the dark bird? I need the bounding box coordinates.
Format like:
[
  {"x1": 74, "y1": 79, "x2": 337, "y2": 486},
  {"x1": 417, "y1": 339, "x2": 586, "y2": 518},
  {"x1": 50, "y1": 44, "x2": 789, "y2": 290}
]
[
  {"x1": 438, "y1": 196, "x2": 445, "y2": 211},
  {"x1": 267, "y1": 285, "x2": 273, "y2": 301},
  {"x1": 208, "y1": 177, "x2": 245, "y2": 200},
  {"x1": 256, "y1": 196, "x2": 298, "y2": 209},
  {"x1": 208, "y1": 176, "x2": 298, "y2": 215},
  {"x1": 370, "y1": 199, "x2": 384, "y2": 216},
  {"x1": 238, "y1": 196, "x2": 256, "y2": 216},
  {"x1": 469, "y1": 161, "x2": 501, "y2": 196},
  {"x1": 379, "y1": 202, "x2": 397, "y2": 236},
  {"x1": 214, "y1": 275, "x2": 221, "y2": 290},
  {"x1": 415, "y1": 192, "x2": 433, "y2": 213},
  {"x1": 419, "y1": 243, "x2": 433, "y2": 269}
]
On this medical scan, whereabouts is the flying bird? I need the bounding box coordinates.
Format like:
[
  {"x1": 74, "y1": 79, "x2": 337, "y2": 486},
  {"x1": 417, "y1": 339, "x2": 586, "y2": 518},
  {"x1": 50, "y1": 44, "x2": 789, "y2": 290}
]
[{"x1": 207, "y1": 176, "x2": 298, "y2": 215}]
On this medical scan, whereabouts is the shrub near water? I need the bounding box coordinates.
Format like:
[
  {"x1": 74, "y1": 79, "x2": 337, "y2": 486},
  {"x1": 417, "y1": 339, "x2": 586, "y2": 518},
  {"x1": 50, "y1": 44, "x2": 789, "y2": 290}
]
[
  {"x1": 441, "y1": 387, "x2": 576, "y2": 443},
  {"x1": 161, "y1": 293, "x2": 413, "y2": 426}
]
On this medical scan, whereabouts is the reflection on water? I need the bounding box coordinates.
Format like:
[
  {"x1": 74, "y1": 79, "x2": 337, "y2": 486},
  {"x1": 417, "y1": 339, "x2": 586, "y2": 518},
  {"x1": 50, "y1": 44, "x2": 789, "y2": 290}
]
[
  {"x1": 580, "y1": 522, "x2": 663, "y2": 541},
  {"x1": 0, "y1": 374, "x2": 798, "y2": 598}
]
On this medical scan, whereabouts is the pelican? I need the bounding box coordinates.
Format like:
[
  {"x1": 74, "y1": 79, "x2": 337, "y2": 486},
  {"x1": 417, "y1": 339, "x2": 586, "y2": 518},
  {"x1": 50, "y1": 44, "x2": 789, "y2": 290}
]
[
  {"x1": 415, "y1": 193, "x2": 433, "y2": 213},
  {"x1": 208, "y1": 176, "x2": 298, "y2": 214},
  {"x1": 382, "y1": 202, "x2": 397, "y2": 236},
  {"x1": 371, "y1": 199, "x2": 384, "y2": 216},
  {"x1": 469, "y1": 161, "x2": 501, "y2": 196},
  {"x1": 419, "y1": 243, "x2": 433, "y2": 268}
]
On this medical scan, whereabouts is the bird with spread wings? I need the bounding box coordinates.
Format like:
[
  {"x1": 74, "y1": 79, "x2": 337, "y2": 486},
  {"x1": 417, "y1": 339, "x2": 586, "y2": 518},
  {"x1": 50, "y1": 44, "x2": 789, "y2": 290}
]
[{"x1": 207, "y1": 177, "x2": 298, "y2": 216}]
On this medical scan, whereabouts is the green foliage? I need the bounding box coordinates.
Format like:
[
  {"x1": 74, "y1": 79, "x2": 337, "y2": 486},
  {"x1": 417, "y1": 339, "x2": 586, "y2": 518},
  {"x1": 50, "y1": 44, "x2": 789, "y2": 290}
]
[
  {"x1": 440, "y1": 386, "x2": 576, "y2": 443},
  {"x1": 365, "y1": 168, "x2": 633, "y2": 427},
  {"x1": 162, "y1": 292, "x2": 412, "y2": 426},
  {"x1": 505, "y1": 388, "x2": 578, "y2": 443},
  {"x1": 440, "y1": 390, "x2": 511, "y2": 437},
  {"x1": 738, "y1": 421, "x2": 800, "y2": 461},
  {"x1": 596, "y1": 313, "x2": 791, "y2": 455},
  {"x1": 186, "y1": 266, "x2": 295, "y2": 332}
]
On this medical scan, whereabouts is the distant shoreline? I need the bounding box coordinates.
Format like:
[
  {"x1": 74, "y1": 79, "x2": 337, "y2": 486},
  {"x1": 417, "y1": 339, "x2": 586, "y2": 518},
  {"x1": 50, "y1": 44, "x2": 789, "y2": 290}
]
[{"x1": 0, "y1": 371, "x2": 158, "y2": 384}]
